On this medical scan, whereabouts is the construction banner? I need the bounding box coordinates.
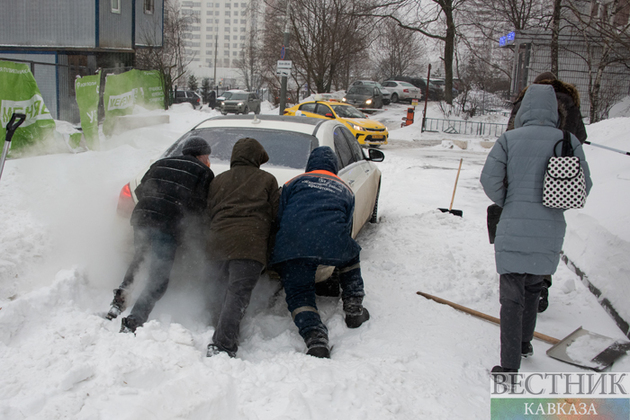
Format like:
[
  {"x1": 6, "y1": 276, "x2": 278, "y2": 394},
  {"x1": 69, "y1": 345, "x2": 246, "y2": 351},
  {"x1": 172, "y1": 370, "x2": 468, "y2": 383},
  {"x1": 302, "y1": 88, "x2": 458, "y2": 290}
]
[
  {"x1": 102, "y1": 69, "x2": 164, "y2": 136},
  {"x1": 0, "y1": 60, "x2": 56, "y2": 152},
  {"x1": 75, "y1": 74, "x2": 100, "y2": 149}
]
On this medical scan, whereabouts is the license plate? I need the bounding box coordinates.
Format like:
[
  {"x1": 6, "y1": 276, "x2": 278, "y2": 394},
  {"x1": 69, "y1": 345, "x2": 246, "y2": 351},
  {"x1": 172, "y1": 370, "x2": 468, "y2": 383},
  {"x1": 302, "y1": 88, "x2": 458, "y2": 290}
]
[{"x1": 371, "y1": 135, "x2": 383, "y2": 139}]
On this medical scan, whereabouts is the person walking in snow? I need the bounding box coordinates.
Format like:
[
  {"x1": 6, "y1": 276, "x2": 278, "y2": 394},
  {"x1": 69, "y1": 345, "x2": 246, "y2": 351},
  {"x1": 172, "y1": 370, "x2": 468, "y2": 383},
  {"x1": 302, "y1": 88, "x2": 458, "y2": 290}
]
[
  {"x1": 204, "y1": 137, "x2": 280, "y2": 358},
  {"x1": 502, "y1": 71, "x2": 588, "y2": 313},
  {"x1": 113, "y1": 137, "x2": 214, "y2": 333},
  {"x1": 480, "y1": 84, "x2": 592, "y2": 374},
  {"x1": 270, "y1": 146, "x2": 370, "y2": 359}
]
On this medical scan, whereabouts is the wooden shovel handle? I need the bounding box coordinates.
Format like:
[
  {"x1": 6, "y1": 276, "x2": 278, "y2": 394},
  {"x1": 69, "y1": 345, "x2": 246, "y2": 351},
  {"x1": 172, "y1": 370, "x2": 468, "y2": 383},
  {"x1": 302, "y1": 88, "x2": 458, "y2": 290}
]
[
  {"x1": 449, "y1": 158, "x2": 463, "y2": 210},
  {"x1": 416, "y1": 291, "x2": 560, "y2": 345}
]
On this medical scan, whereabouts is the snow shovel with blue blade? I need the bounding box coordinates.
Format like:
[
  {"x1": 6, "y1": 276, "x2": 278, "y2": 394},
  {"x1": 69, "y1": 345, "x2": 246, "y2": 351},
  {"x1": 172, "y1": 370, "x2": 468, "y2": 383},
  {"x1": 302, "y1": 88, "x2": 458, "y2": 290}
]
[
  {"x1": 0, "y1": 113, "x2": 26, "y2": 183},
  {"x1": 438, "y1": 158, "x2": 463, "y2": 217},
  {"x1": 417, "y1": 291, "x2": 630, "y2": 371}
]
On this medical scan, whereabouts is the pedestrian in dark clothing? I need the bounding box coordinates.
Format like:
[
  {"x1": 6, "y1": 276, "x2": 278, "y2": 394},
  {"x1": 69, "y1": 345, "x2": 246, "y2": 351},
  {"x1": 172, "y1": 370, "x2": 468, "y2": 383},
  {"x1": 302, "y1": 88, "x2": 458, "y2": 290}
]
[
  {"x1": 205, "y1": 137, "x2": 280, "y2": 357},
  {"x1": 111, "y1": 137, "x2": 214, "y2": 332},
  {"x1": 208, "y1": 91, "x2": 216, "y2": 109},
  {"x1": 503, "y1": 72, "x2": 588, "y2": 312},
  {"x1": 271, "y1": 146, "x2": 370, "y2": 359},
  {"x1": 481, "y1": 85, "x2": 592, "y2": 374}
]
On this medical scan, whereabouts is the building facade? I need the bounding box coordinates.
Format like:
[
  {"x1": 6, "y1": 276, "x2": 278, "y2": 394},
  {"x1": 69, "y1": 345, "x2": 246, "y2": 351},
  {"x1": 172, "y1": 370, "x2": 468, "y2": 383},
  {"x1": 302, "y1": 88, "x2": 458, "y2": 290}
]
[
  {"x1": 180, "y1": 0, "x2": 264, "y2": 89},
  {"x1": 0, "y1": 0, "x2": 164, "y2": 123}
]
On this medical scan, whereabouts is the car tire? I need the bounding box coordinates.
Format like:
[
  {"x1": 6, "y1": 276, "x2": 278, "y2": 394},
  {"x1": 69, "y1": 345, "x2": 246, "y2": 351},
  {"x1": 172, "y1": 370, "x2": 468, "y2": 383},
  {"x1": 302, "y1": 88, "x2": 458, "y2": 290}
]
[
  {"x1": 391, "y1": 93, "x2": 399, "y2": 103},
  {"x1": 255, "y1": 105, "x2": 261, "y2": 114},
  {"x1": 369, "y1": 180, "x2": 381, "y2": 224},
  {"x1": 221, "y1": 112, "x2": 227, "y2": 115}
]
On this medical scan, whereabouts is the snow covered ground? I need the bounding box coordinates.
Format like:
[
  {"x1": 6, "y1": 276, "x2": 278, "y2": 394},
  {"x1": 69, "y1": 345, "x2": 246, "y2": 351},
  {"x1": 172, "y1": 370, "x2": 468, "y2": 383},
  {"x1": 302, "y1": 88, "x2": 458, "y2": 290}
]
[{"x1": 1, "y1": 99, "x2": 629, "y2": 419}]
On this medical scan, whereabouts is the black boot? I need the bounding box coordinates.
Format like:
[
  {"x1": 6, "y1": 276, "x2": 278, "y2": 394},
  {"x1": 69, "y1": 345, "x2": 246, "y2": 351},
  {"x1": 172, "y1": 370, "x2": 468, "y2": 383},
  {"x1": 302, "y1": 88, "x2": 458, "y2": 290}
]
[
  {"x1": 538, "y1": 285, "x2": 549, "y2": 313},
  {"x1": 343, "y1": 297, "x2": 370, "y2": 329},
  {"x1": 120, "y1": 316, "x2": 140, "y2": 334},
  {"x1": 521, "y1": 341, "x2": 533, "y2": 358},
  {"x1": 107, "y1": 288, "x2": 127, "y2": 320},
  {"x1": 305, "y1": 330, "x2": 330, "y2": 358}
]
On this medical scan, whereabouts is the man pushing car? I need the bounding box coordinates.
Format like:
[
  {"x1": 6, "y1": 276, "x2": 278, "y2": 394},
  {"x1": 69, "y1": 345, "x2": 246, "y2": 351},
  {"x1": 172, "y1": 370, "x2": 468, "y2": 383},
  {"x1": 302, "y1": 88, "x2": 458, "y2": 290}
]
[{"x1": 271, "y1": 146, "x2": 370, "y2": 358}]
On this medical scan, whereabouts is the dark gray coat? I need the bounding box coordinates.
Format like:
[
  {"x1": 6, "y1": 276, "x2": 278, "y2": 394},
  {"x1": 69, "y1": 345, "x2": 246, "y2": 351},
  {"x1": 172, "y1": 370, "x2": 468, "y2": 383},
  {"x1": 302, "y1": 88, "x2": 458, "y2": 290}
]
[{"x1": 480, "y1": 85, "x2": 592, "y2": 275}]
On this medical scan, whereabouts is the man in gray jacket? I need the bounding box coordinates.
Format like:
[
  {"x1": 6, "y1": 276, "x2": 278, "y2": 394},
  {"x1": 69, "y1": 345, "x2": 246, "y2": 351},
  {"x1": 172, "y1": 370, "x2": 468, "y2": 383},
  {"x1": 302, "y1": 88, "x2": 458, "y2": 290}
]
[{"x1": 480, "y1": 84, "x2": 592, "y2": 373}]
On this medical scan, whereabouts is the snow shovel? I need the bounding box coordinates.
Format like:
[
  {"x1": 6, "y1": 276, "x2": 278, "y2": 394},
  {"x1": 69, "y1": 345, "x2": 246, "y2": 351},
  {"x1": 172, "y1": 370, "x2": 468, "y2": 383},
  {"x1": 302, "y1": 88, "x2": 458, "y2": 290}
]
[
  {"x1": 584, "y1": 140, "x2": 630, "y2": 156},
  {"x1": 0, "y1": 113, "x2": 26, "y2": 183},
  {"x1": 417, "y1": 291, "x2": 630, "y2": 371},
  {"x1": 438, "y1": 158, "x2": 463, "y2": 217}
]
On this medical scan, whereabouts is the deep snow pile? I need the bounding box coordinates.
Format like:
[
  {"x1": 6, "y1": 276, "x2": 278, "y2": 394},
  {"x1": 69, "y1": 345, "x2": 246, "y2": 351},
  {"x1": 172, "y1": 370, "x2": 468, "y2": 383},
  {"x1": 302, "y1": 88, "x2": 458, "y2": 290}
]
[{"x1": 0, "y1": 101, "x2": 629, "y2": 419}]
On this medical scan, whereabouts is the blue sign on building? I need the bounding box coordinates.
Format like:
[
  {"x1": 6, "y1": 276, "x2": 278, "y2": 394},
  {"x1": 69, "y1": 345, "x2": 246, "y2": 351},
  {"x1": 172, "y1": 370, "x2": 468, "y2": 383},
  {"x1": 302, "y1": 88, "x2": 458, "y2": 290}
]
[{"x1": 499, "y1": 31, "x2": 515, "y2": 47}]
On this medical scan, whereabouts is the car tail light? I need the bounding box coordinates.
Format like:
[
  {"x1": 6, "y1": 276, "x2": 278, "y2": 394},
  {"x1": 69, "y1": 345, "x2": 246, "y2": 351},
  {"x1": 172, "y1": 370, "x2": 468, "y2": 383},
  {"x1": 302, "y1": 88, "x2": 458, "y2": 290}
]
[
  {"x1": 116, "y1": 183, "x2": 135, "y2": 218},
  {"x1": 403, "y1": 89, "x2": 409, "y2": 93}
]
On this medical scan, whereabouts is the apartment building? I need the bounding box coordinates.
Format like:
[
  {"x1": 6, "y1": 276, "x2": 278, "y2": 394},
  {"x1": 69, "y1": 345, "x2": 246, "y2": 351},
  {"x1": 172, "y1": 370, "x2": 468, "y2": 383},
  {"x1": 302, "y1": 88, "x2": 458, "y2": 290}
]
[{"x1": 180, "y1": 0, "x2": 264, "y2": 88}]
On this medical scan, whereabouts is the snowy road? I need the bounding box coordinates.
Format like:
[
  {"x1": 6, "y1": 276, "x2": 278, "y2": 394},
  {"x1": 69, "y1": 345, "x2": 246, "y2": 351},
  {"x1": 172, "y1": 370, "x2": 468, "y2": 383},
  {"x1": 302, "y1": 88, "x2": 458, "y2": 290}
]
[{"x1": 0, "y1": 103, "x2": 628, "y2": 419}]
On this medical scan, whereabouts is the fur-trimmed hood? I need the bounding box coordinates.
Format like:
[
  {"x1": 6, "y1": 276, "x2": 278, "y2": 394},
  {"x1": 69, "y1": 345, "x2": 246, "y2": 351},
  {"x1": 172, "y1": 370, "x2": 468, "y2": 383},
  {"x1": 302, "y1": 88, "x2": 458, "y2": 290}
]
[{"x1": 513, "y1": 78, "x2": 581, "y2": 108}]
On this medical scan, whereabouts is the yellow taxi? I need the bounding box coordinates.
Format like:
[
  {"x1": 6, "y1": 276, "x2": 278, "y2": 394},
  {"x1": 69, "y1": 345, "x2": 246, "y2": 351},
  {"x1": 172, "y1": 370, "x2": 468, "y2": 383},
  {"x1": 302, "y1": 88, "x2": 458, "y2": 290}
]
[{"x1": 283, "y1": 97, "x2": 388, "y2": 146}]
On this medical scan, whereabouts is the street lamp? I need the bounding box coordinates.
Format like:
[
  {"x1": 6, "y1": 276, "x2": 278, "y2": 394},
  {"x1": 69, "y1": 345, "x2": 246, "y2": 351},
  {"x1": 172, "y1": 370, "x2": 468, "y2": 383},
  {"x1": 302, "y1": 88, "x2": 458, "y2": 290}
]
[{"x1": 279, "y1": 0, "x2": 292, "y2": 115}]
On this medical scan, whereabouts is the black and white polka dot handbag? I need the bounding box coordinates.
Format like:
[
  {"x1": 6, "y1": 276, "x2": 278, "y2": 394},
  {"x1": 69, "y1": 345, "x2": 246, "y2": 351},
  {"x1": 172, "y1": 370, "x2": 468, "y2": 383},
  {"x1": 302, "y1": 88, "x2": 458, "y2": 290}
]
[{"x1": 542, "y1": 130, "x2": 587, "y2": 209}]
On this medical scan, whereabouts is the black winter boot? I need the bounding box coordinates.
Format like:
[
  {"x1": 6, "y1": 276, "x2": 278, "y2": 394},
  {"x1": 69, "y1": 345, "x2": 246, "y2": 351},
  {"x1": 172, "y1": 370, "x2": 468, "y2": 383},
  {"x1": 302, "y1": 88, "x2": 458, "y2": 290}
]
[
  {"x1": 120, "y1": 316, "x2": 140, "y2": 334},
  {"x1": 521, "y1": 342, "x2": 533, "y2": 358},
  {"x1": 107, "y1": 288, "x2": 127, "y2": 320},
  {"x1": 538, "y1": 285, "x2": 549, "y2": 313},
  {"x1": 343, "y1": 297, "x2": 370, "y2": 329},
  {"x1": 305, "y1": 330, "x2": 330, "y2": 358}
]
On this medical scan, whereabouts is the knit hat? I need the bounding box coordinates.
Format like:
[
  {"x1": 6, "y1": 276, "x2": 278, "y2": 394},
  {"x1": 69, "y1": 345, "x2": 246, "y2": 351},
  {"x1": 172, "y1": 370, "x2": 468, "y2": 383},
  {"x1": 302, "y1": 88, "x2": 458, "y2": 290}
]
[
  {"x1": 534, "y1": 72, "x2": 557, "y2": 83},
  {"x1": 182, "y1": 136, "x2": 211, "y2": 156}
]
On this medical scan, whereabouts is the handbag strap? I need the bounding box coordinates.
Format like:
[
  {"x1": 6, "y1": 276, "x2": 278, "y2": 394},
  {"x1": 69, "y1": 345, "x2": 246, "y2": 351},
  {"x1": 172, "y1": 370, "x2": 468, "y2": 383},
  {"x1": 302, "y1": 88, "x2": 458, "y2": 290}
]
[{"x1": 552, "y1": 130, "x2": 574, "y2": 157}]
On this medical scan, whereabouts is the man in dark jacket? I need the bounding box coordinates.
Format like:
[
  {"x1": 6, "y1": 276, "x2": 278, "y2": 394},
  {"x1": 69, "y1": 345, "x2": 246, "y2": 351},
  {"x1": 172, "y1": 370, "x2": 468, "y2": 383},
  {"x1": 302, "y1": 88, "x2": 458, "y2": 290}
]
[
  {"x1": 481, "y1": 85, "x2": 592, "y2": 374},
  {"x1": 113, "y1": 137, "x2": 214, "y2": 333},
  {"x1": 503, "y1": 72, "x2": 587, "y2": 312},
  {"x1": 271, "y1": 146, "x2": 370, "y2": 359},
  {"x1": 205, "y1": 137, "x2": 280, "y2": 357}
]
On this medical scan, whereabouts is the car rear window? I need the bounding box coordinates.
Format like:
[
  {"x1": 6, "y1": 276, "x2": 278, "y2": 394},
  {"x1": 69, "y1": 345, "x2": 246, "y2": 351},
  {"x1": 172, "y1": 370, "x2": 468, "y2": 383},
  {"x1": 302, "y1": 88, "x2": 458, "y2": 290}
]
[{"x1": 163, "y1": 127, "x2": 316, "y2": 170}]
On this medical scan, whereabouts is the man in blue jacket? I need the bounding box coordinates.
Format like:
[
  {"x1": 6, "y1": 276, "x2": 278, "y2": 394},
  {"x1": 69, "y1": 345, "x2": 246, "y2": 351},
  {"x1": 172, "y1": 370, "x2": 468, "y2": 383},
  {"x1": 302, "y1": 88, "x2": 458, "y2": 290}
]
[
  {"x1": 481, "y1": 85, "x2": 592, "y2": 374},
  {"x1": 271, "y1": 146, "x2": 370, "y2": 358}
]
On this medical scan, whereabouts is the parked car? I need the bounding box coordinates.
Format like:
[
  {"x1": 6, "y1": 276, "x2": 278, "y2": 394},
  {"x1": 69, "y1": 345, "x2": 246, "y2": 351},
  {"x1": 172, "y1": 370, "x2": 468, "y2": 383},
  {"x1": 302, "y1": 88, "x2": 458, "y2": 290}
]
[
  {"x1": 343, "y1": 85, "x2": 384, "y2": 109},
  {"x1": 350, "y1": 81, "x2": 391, "y2": 105},
  {"x1": 173, "y1": 90, "x2": 201, "y2": 109},
  {"x1": 380, "y1": 81, "x2": 422, "y2": 103},
  {"x1": 116, "y1": 115, "x2": 384, "y2": 243},
  {"x1": 431, "y1": 78, "x2": 460, "y2": 98},
  {"x1": 220, "y1": 92, "x2": 262, "y2": 115},
  {"x1": 217, "y1": 89, "x2": 246, "y2": 104},
  {"x1": 283, "y1": 98, "x2": 389, "y2": 146}
]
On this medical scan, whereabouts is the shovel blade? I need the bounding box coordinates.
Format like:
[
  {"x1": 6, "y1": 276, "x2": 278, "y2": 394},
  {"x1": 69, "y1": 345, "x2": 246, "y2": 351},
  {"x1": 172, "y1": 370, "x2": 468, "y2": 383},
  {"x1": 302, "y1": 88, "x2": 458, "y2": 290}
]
[
  {"x1": 438, "y1": 208, "x2": 463, "y2": 217},
  {"x1": 546, "y1": 327, "x2": 630, "y2": 371}
]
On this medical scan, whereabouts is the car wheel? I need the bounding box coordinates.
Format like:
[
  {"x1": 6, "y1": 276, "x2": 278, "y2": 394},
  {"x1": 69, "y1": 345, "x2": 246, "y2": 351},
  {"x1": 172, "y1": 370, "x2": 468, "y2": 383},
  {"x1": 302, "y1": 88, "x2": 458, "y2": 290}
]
[
  {"x1": 221, "y1": 112, "x2": 227, "y2": 115},
  {"x1": 255, "y1": 105, "x2": 261, "y2": 114},
  {"x1": 391, "y1": 93, "x2": 399, "y2": 103},
  {"x1": 369, "y1": 180, "x2": 381, "y2": 224}
]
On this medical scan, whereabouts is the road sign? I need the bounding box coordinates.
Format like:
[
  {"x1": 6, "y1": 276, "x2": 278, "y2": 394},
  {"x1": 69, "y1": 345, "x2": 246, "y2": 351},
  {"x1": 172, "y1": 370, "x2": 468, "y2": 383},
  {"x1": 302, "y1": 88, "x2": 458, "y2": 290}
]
[
  {"x1": 280, "y1": 45, "x2": 286, "y2": 60},
  {"x1": 276, "y1": 68, "x2": 291, "y2": 77},
  {"x1": 277, "y1": 60, "x2": 292, "y2": 69}
]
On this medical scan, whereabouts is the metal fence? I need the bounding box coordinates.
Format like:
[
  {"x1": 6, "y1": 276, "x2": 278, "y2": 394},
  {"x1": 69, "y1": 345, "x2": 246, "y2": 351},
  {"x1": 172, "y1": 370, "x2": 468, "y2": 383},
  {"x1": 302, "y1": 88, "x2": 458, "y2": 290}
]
[{"x1": 422, "y1": 117, "x2": 507, "y2": 137}]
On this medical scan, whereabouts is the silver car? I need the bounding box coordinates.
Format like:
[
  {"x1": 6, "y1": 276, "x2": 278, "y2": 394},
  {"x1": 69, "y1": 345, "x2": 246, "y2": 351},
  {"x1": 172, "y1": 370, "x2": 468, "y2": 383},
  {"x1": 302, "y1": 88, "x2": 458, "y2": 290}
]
[
  {"x1": 220, "y1": 92, "x2": 262, "y2": 115},
  {"x1": 381, "y1": 80, "x2": 422, "y2": 103}
]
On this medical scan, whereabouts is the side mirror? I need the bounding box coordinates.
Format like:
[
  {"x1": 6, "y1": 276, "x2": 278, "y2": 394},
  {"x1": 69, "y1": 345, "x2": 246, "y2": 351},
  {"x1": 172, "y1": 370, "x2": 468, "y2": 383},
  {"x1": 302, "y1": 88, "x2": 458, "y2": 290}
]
[{"x1": 367, "y1": 148, "x2": 385, "y2": 162}]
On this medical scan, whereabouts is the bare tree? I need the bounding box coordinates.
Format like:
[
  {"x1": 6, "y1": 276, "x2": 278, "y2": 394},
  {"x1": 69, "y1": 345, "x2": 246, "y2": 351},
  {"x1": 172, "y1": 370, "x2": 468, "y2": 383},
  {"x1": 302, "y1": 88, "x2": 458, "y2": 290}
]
[
  {"x1": 373, "y1": 20, "x2": 427, "y2": 80},
  {"x1": 135, "y1": 0, "x2": 197, "y2": 108},
  {"x1": 369, "y1": 0, "x2": 470, "y2": 104},
  {"x1": 564, "y1": 0, "x2": 630, "y2": 122},
  {"x1": 262, "y1": 0, "x2": 375, "y2": 94}
]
